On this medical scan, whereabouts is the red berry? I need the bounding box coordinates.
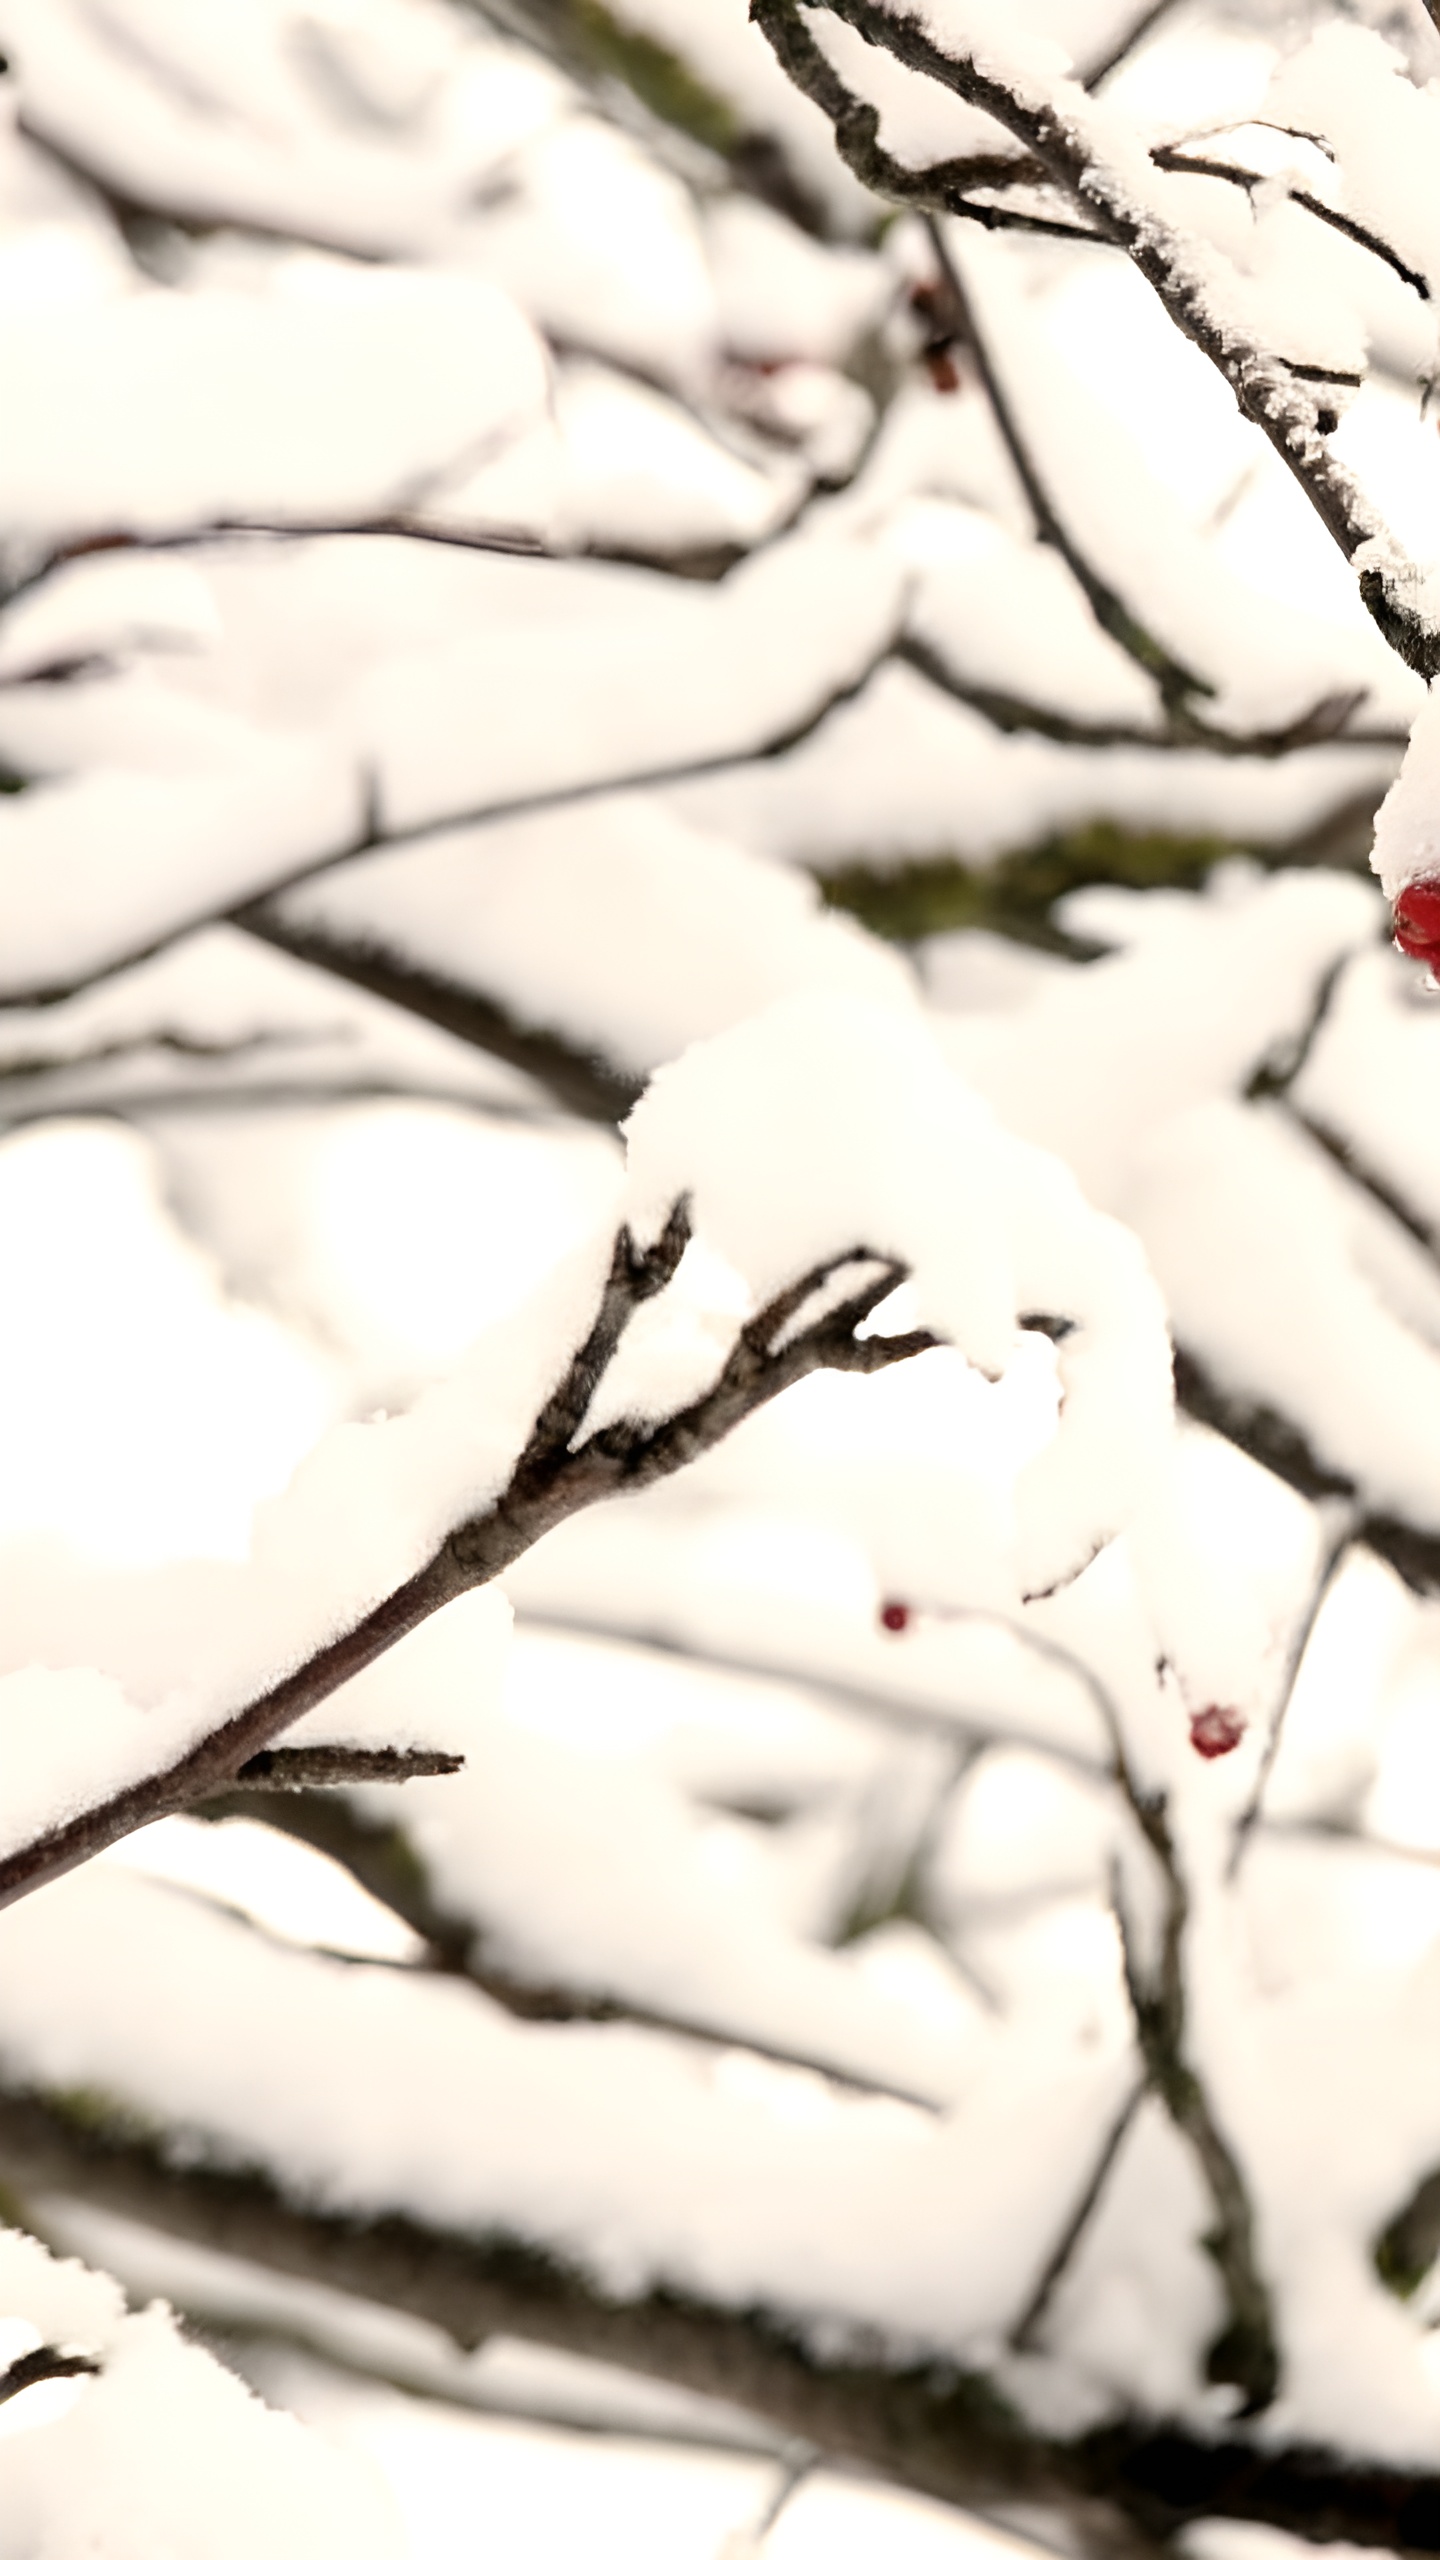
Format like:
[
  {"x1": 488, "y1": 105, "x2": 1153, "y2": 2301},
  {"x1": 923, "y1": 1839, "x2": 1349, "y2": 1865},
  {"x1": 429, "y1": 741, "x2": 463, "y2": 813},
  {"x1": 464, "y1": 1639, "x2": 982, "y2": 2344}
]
[
  {"x1": 1189, "y1": 1704, "x2": 1246, "y2": 1760},
  {"x1": 879, "y1": 1600, "x2": 911, "y2": 1634},
  {"x1": 1393, "y1": 876, "x2": 1440, "y2": 961}
]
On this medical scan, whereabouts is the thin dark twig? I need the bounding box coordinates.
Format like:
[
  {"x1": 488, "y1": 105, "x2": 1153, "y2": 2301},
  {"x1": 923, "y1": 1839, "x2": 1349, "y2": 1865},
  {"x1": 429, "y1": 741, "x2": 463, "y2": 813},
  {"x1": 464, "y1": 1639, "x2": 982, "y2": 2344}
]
[
  {"x1": 900, "y1": 633, "x2": 1387, "y2": 758},
  {"x1": 0, "y1": 2344, "x2": 99, "y2": 2407},
  {"x1": 1107, "y1": 1782, "x2": 1278, "y2": 2412},
  {"x1": 1284, "y1": 1101, "x2": 1440, "y2": 1260},
  {"x1": 920, "y1": 215, "x2": 1208, "y2": 708},
  {"x1": 1149, "y1": 145, "x2": 1430, "y2": 303},
  {"x1": 1226, "y1": 1504, "x2": 1358, "y2": 1881},
  {"x1": 0, "y1": 516, "x2": 547, "y2": 613},
  {"x1": 1009, "y1": 2079, "x2": 1144, "y2": 2351},
  {"x1": 0, "y1": 1218, "x2": 942, "y2": 1912},
  {"x1": 1084, "y1": 0, "x2": 1180, "y2": 90}
]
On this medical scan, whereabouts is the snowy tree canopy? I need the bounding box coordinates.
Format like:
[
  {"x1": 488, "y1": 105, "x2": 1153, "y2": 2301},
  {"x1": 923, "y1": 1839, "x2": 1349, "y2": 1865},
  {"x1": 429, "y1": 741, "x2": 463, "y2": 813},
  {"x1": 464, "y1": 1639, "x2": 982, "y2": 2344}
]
[{"x1": 11, "y1": 2, "x2": 1440, "y2": 2555}]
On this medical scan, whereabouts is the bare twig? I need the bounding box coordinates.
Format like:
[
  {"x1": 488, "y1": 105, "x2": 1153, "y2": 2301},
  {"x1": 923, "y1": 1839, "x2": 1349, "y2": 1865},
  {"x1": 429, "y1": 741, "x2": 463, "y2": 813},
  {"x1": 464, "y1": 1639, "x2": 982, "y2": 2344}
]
[
  {"x1": 1226, "y1": 1503, "x2": 1358, "y2": 1880},
  {"x1": 920, "y1": 214, "x2": 1211, "y2": 708},
  {"x1": 0, "y1": 1217, "x2": 942, "y2": 1912},
  {"x1": 1108, "y1": 1802, "x2": 1278, "y2": 2411},
  {"x1": 1149, "y1": 147, "x2": 1431, "y2": 305},
  {"x1": 900, "y1": 633, "x2": 1392, "y2": 759},
  {"x1": 227, "y1": 1746, "x2": 465, "y2": 1792},
  {"x1": 1084, "y1": 2, "x2": 1181, "y2": 91},
  {"x1": 1009, "y1": 2080, "x2": 1144, "y2": 2352},
  {"x1": 0, "y1": 516, "x2": 546, "y2": 615},
  {"x1": 1244, "y1": 952, "x2": 1357, "y2": 1106},
  {"x1": 0, "y1": 2343, "x2": 100, "y2": 2407}
]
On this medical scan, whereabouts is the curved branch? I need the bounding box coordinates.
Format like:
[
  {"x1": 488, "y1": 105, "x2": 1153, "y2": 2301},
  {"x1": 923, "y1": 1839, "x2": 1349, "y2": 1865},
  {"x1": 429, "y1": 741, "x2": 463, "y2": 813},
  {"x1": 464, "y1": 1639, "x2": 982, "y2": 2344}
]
[
  {"x1": 189, "y1": 1787, "x2": 946, "y2": 2110},
  {"x1": 919, "y1": 215, "x2": 1209, "y2": 707}
]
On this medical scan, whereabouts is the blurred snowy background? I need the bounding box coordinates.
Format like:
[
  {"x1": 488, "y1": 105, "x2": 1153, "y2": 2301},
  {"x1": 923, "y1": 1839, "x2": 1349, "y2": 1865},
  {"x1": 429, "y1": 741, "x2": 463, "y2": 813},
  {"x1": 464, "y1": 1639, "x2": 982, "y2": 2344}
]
[{"x1": 9, "y1": 2, "x2": 1440, "y2": 2555}]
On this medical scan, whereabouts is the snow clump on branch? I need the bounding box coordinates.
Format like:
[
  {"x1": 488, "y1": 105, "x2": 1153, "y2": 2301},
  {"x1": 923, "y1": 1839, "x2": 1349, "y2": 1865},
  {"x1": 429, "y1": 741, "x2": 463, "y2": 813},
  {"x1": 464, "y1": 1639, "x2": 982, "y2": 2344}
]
[{"x1": 622, "y1": 991, "x2": 1174, "y2": 1594}]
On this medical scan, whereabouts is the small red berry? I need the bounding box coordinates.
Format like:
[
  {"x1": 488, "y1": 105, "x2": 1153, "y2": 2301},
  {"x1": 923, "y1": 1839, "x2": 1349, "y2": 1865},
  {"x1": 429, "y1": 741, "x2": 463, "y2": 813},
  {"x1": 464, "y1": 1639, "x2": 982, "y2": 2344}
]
[
  {"x1": 1393, "y1": 876, "x2": 1440, "y2": 962},
  {"x1": 1188, "y1": 1704, "x2": 1246, "y2": 1760},
  {"x1": 879, "y1": 1600, "x2": 911, "y2": 1634}
]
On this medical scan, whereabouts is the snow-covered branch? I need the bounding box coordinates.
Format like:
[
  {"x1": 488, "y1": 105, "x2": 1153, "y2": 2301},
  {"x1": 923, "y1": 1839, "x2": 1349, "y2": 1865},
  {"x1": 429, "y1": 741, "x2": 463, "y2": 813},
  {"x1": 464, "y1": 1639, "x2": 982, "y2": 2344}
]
[
  {"x1": 750, "y1": 0, "x2": 1440, "y2": 676},
  {"x1": 3, "y1": 2066, "x2": 1440, "y2": 2557}
]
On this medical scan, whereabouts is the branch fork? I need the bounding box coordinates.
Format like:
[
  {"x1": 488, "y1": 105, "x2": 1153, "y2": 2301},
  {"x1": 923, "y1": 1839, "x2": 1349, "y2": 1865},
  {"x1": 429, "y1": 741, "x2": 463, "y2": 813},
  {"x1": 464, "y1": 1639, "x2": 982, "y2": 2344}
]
[{"x1": 0, "y1": 1203, "x2": 941, "y2": 1914}]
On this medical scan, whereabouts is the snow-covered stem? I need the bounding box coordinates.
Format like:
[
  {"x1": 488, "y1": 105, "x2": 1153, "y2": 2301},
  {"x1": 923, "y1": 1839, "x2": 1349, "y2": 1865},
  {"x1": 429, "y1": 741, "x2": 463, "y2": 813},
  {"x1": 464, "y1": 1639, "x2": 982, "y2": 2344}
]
[
  {"x1": 750, "y1": 0, "x2": 1440, "y2": 676},
  {"x1": 1173, "y1": 1345, "x2": 1440, "y2": 1595},
  {"x1": 3, "y1": 2071, "x2": 1440, "y2": 2556},
  {"x1": 0, "y1": 1210, "x2": 940, "y2": 1913},
  {"x1": 191, "y1": 1787, "x2": 946, "y2": 2106}
]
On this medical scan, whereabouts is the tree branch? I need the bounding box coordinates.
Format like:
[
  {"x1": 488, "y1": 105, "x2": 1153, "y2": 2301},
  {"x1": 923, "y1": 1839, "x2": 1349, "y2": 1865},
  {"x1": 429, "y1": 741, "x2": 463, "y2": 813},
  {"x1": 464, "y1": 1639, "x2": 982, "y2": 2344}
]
[
  {"x1": 0, "y1": 1219, "x2": 941, "y2": 1912},
  {"x1": 919, "y1": 215, "x2": 1210, "y2": 709},
  {"x1": 1172, "y1": 1345, "x2": 1440, "y2": 1597},
  {"x1": 189, "y1": 1786, "x2": 947, "y2": 2109},
  {"x1": 1105, "y1": 1745, "x2": 1279, "y2": 2410},
  {"x1": 226, "y1": 1746, "x2": 465, "y2": 1792},
  {"x1": 231, "y1": 905, "x2": 644, "y2": 1125},
  {"x1": 5, "y1": 2074, "x2": 1440, "y2": 2552},
  {"x1": 1008, "y1": 2079, "x2": 1144, "y2": 2353},
  {"x1": 750, "y1": 0, "x2": 1440, "y2": 677},
  {"x1": 1226, "y1": 1504, "x2": 1357, "y2": 1879},
  {"x1": 0, "y1": 2342, "x2": 100, "y2": 2407},
  {"x1": 1148, "y1": 147, "x2": 1431, "y2": 306},
  {"x1": 2, "y1": 624, "x2": 900, "y2": 1019}
]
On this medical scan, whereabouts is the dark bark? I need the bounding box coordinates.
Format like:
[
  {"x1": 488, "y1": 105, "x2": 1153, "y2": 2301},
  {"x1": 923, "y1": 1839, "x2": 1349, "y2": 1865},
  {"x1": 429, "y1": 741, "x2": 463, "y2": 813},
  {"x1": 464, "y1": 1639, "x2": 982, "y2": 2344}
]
[{"x1": 5, "y1": 2076, "x2": 1440, "y2": 2552}]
